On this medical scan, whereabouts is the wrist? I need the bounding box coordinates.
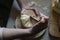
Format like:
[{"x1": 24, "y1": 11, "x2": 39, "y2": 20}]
[{"x1": 26, "y1": 28, "x2": 32, "y2": 34}]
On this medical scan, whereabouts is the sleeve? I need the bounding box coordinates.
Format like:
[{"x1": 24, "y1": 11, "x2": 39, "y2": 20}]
[{"x1": 0, "y1": 28, "x2": 3, "y2": 40}]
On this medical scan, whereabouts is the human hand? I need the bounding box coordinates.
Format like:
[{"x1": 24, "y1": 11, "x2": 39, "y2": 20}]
[
  {"x1": 30, "y1": 15, "x2": 49, "y2": 35},
  {"x1": 21, "y1": 6, "x2": 40, "y2": 16}
]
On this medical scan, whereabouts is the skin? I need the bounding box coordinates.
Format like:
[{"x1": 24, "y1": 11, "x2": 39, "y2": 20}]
[
  {"x1": 16, "y1": 0, "x2": 26, "y2": 10},
  {"x1": 2, "y1": 0, "x2": 49, "y2": 40}
]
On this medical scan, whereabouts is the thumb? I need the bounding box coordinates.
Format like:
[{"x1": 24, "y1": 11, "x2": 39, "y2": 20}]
[{"x1": 31, "y1": 17, "x2": 48, "y2": 34}]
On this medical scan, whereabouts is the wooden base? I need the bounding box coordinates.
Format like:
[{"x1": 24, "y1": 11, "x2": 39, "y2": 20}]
[{"x1": 49, "y1": 10, "x2": 60, "y2": 37}]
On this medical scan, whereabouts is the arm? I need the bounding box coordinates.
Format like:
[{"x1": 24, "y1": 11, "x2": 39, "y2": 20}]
[
  {"x1": 3, "y1": 28, "x2": 31, "y2": 39},
  {"x1": 16, "y1": 0, "x2": 25, "y2": 10}
]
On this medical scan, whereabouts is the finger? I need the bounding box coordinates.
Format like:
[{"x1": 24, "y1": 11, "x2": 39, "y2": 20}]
[
  {"x1": 43, "y1": 17, "x2": 48, "y2": 28},
  {"x1": 23, "y1": 7, "x2": 40, "y2": 16},
  {"x1": 21, "y1": 9, "x2": 26, "y2": 15},
  {"x1": 44, "y1": 16, "x2": 49, "y2": 20},
  {"x1": 33, "y1": 9, "x2": 40, "y2": 16},
  {"x1": 43, "y1": 16, "x2": 49, "y2": 24},
  {"x1": 41, "y1": 14, "x2": 49, "y2": 20},
  {"x1": 24, "y1": 7, "x2": 35, "y2": 9},
  {"x1": 40, "y1": 17, "x2": 45, "y2": 23},
  {"x1": 25, "y1": 8, "x2": 38, "y2": 16}
]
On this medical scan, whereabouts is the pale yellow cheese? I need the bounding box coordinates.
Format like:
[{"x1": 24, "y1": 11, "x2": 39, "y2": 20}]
[
  {"x1": 21, "y1": 9, "x2": 40, "y2": 28},
  {"x1": 21, "y1": 15, "x2": 30, "y2": 24},
  {"x1": 22, "y1": 10, "x2": 40, "y2": 21}
]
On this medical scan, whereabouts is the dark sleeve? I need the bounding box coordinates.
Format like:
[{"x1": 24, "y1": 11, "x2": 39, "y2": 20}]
[
  {"x1": 0, "y1": 0, "x2": 13, "y2": 27},
  {"x1": 0, "y1": 0, "x2": 13, "y2": 9}
]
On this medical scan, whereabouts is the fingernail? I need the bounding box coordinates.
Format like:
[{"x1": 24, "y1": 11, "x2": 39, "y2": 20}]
[{"x1": 40, "y1": 17, "x2": 45, "y2": 23}]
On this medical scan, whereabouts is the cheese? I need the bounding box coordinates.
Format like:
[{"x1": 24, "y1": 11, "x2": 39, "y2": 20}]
[
  {"x1": 20, "y1": 9, "x2": 40, "y2": 28},
  {"x1": 24, "y1": 21, "x2": 33, "y2": 28},
  {"x1": 21, "y1": 15, "x2": 30, "y2": 24},
  {"x1": 22, "y1": 9, "x2": 40, "y2": 21}
]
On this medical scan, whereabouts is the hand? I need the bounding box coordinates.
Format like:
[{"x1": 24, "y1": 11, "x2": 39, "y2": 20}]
[
  {"x1": 21, "y1": 6, "x2": 40, "y2": 16},
  {"x1": 30, "y1": 14, "x2": 49, "y2": 35}
]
